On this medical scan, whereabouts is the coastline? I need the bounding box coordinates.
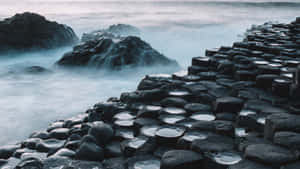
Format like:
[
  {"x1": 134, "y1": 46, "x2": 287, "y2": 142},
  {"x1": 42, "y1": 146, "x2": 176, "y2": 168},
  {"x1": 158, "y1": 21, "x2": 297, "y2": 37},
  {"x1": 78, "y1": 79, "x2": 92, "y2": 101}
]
[{"x1": 1, "y1": 17, "x2": 300, "y2": 169}]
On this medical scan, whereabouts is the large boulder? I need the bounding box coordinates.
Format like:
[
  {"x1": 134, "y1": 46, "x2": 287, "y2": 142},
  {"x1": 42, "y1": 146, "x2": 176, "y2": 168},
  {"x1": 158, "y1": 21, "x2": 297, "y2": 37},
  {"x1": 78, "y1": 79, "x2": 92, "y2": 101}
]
[
  {"x1": 0, "y1": 12, "x2": 78, "y2": 53},
  {"x1": 56, "y1": 36, "x2": 179, "y2": 70},
  {"x1": 81, "y1": 24, "x2": 140, "y2": 42}
]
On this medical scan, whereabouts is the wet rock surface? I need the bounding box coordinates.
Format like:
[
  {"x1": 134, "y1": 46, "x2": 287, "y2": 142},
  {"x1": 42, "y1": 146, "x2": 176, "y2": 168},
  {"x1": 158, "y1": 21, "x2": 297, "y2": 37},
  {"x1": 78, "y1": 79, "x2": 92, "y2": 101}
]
[
  {"x1": 0, "y1": 12, "x2": 78, "y2": 53},
  {"x1": 3, "y1": 17, "x2": 300, "y2": 169},
  {"x1": 56, "y1": 36, "x2": 179, "y2": 70}
]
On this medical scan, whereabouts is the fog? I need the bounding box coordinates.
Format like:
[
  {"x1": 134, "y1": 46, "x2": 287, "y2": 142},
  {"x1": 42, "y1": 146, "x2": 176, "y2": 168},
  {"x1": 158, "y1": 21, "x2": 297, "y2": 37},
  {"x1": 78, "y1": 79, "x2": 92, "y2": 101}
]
[{"x1": 0, "y1": 0, "x2": 299, "y2": 144}]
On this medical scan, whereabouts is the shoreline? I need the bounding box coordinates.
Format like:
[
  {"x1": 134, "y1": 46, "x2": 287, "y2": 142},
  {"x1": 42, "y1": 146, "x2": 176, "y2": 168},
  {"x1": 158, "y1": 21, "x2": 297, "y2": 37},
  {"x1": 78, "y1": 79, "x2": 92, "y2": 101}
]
[{"x1": 1, "y1": 17, "x2": 300, "y2": 168}]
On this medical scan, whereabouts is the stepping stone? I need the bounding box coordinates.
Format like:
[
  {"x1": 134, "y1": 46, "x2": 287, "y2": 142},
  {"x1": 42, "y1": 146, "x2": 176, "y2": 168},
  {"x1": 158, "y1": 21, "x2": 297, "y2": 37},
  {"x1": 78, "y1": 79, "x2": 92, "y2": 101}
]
[
  {"x1": 137, "y1": 105, "x2": 162, "y2": 118},
  {"x1": 161, "y1": 97, "x2": 188, "y2": 108},
  {"x1": 213, "y1": 97, "x2": 244, "y2": 113},
  {"x1": 121, "y1": 136, "x2": 154, "y2": 157},
  {"x1": 192, "y1": 57, "x2": 211, "y2": 67},
  {"x1": 228, "y1": 160, "x2": 274, "y2": 169},
  {"x1": 273, "y1": 131, "x2": 300, "y2": 149},
  {"x1": 159, "y1": 114, "x2": 186, "y2": 125},
  {"x1": 204, "y1": 151, "x2": 242, "y2": 169},
  {"x1": 264, "y1": 113, "x2": 300, "y2": 140},
  {"x1": 159, "y1": 107, "x2": 187, "y2": 115},
  {"x1": 88, "y1": 123, "x2": 114, "y2": 146},
  {"x1": 49, "y1": 128, "x2": 69, "y2": 140},
  {"x1": 177, "y1": 131, "x2": 209, "y2": 149},
  {"x1": 126, "y1": 155, "x2": 160, "y2": 169},
  {"x1": 36, "y1": 139, "x2": 64, "y2": 153},
  {"x1": 155, "y1": 126, "x2": 185, "y2": 146},
  {"x1": 160, "y1": 150, "x2": 203, "y2": 169},
  {"x1": 184, "y1": 103, "x2": 211, "y2": 113},
  {"x1": 140, "y1": 125, "x2": 160, "y2": 137},
  {"x1": 244, "y1": 143, "x2": 298, "y2": 166},
  {"x1": 272, "y1": 78, "x2": 292, "y2": 97},
  {"x1": 191, "y1": 135, "x2": 234, "y2": 153}
]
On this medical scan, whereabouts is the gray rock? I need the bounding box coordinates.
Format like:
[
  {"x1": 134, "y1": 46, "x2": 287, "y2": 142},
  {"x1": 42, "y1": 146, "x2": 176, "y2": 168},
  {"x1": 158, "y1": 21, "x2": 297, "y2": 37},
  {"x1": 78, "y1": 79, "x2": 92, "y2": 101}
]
[
  {"x1": 160, "y1": 150, "x2": 203, "y2": 169},
  {"x1": 274, "y1": 131, "x2": 300, "y2": 149},
  {"x1": 75, "y1": 142, "x2": 104, "y2": 162},
  {"x1": 88, "y1": 123, "x2": 114, "y2": 146}
]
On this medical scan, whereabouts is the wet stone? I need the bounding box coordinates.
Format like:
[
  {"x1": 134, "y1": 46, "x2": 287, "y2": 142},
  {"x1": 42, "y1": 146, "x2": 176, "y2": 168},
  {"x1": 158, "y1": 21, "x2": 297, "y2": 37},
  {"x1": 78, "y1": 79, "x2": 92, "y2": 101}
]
[
  {"x1": 213, "y1": 97, "x2": 244, "y2": 114},
  {"x1": 0, "y1": 145, "x2": 20, "y2": 159},
  {"x1": 36, "y1": 139, "x2": 65, "y2": 153},
  {"x1": 273, "y1": 131, "x2": 300, "y2": 149},
  {"x1": 191, "y1": 135, "x2": 234, "y2": 153},
  {"x1": 256, "y1": 74, "x2": 279, "y2": 89},
  {"x1": 160, "y1": 97, "x2": 188, "y2": 108},
  {"x1": 184, "y1": 103, "x2": 211, "y2": 113},
  {"x1": 15, "y1": 157, "x2": 43, "y2": 169},
  {"x1": 177, "y1": 131, "x2": 209, "y2": 149},
  {"x1": 103, "y1": 157, "x2": 125, "y2": 169},
  {"x1": 244, "y1": 143, "x2": 298, "y2": 166},
  {"x1": 190, "y1": 113, "x2": 216, "y2": 121},
  {"x1": 127, "y1": 155, "x2": 160, "y2": 169},
  {"x1": 113, "y1": 111, "x2": 135, "y2": 121},
  {"x1": 159, "y1": 114, "x2": 186, "y2": 125},
  {"x1": 159, "y1": 107, "x2": 187, "y2": 115},
  {"x1": 137, "y1": 105, "x2": 162, "y2": 118},
  {"x1": 272, "y1": 78, "x2": 292, "y2": 97},
  {"x1": 75, "y1": 141, "x2": 104, "y2": 162},
  {"x1": 115, "y1": 128, "x2": 134, "y2": 140},
  {"x1": 104, "y1": 141, "x2": 122, "y2": 158},
  {"x1": 88, "y1": 123, "x2": 114, "y2": 146},
  {"x1": 155, "y1": 126, "x2": 185, "y2": 146},
  {"x1": 51, "y1": 148, "x2": 75, "y2": 158},
  {"x1": 160, "y1": 150, "x2": 203, "y2": 169},
  {"x1": 205, "y1": 151, "x2": 242, "y2": 169},
  {"x1": 192, "y1": 56, "x2": 211, "y2": 67},
  {"x1": 114, "y1": 119, "x2": 134, "y2": 128},
  {"x1": 229, "y1": 160, "x2": 274, "y2": 169},
  {"x1": 49, "y1": 128, "x2": 69, "y2": 140},
  {"x1": 121, "y1": 136, "x2": 154, "y2": 157},
  {"x1": 140, "y1": 125, "x2": 159, "y2": 137}
]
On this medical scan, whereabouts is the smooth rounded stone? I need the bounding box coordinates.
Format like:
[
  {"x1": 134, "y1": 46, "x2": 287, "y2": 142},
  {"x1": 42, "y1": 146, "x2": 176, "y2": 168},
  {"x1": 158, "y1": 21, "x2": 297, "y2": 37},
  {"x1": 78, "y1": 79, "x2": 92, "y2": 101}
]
[
  {"x1": 127, "y1": 155, "x2": 160, "y2": 169},
  {"x1": 114, "y1": 119, "x2": 134, "y2": 128},
  {"x1": 177, "y1": 131, "x2": 208, "y2": 149},
  {"x1": 192, "y1": 56, "x2": 211, "y2": 67},
  {"x1": 258, "y1": 65, "x2": 281, "y2": 75},
  {"x1": 75, "y1": 141, "x2": 104, "y2": 162},
  {"x1": 36, "y1": 139, "x2": 65, "y2": 153},
  {"x1": 113, "y1": 111, "x2": 135, "y2": 121},
  {"x1": 103, "y1": 157, "x2": 125, "y2": 169},
  {"x1": 216, "y1": 112, "x2": 236, "y2": 121},
  {"x1": 160, "y1": 150, "x2": 203, "y2": 169},
  {"x1": 184, "y1": 103, "x2": 211, "y2": 113},
  {"x1": 20, "y1": 152, "x2": 47, "y2": 161},
  {"x1": 0, "y1": 145, "x2": 20, "y2": 159},
  {"x1": 15, "y1": 157, "x2": 43, "y2": 169},
  {"x1": 244, "y1": 144, "x2": 298, "y2": 165},
  {"x1": 176, "y1": 118, "x2": 197, "y2": 128},
  {"x1": 214, "y1": 120, "x2": 235, "y2": 137},
  {"x1": 190, "y1": 113, "x2": 216, "y2": 121},
  {"x1": 155, "y1": 126, "x2": 185, "y2": 146},
  {"x1": 88, "y1": 123, "x2": 114, "y2": 146},
  {"x1": 191, "y1": 135, "x2": 234, "y2": 153},
  {"x1": 272, "y1": 78, "x2": 292, "y2": 97},
  {"x1": 1, "y1": 157, "x2": 20, "y2": 169},
  {"x1": 191, "y1": 120, "x2": 215, "y2": 131},
  {"x1": 160, "y1": 107, "x2": 187, "y2": 115},
  {"x1": 137, "y1": 105, "x2": 162, "y2": 118},
  {"x1": 235, "y1": 70, "x2": 257, "y2": 81},
  {"x1": 217, "y1": 60, "x2": 234, "y2": 75},
  {"x1": 30, "y1": 131, "x2": 50, "y2": 140},
  {"x1": 22, "y1": 138, "x2": 42, "y2": 149},
  {"x1": 133, "y1": 117, "x2": 161, "y2": 133},
  {"x1": 256, "y1": 74, "x2": 279, "y2": 89},
  {"x1": 183, "y1": 83, "x2": 207, "y2": 94},
  {"x1": 140, "y1": 125, "x2": 159, "y2": 137},
  {"x1": 238, "y1": 90, "x2": 258, "y2": 100},
  {"x1": 264, "y1": 113, "x2": 300, "y2": 140},
  {"x1": 13, "y1": 148, "x2": 35, "y2": 158},
  {"x1": 115, "y1": 128, "x2": 135, "y2": 140},
  {"x1": 205, "y1": 151, "x2": 242, "y2": 169},
  {"x1": 47, "y1": 121, "x2": 64, "y2": 132},
  {"x1": 273, "y1": 131, "x2": 300, "y2": 149},
  {"x1": 121, "y1": 136, "x2": 154, "y2": 157},
  {"x1": 228, "y1": 160, "x2": 274, "y2": 169},
  {"x1": 213, "y1": 97, "x2": 244, "y2": 114},
  {"x1": 159, "y1": 114, "x2": 185, "y2": 125},
  {"x1": 160, "y1": 97, "x2": 188, "y2": 108},
  {"x1": 51, "y1": 148, "x2": 75, "y2": 158},
  {"x1": 104, "y1": 141, "x2": 122, "y2": 158},
  {"x1": 49, "y1": 128, "x2": 69, "y2": 140}
]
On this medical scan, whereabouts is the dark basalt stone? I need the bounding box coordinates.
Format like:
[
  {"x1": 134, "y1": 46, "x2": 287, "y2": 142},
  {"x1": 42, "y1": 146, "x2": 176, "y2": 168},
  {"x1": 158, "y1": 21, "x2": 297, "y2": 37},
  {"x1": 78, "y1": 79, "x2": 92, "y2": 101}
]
[
  {"x1": 15, "y1": 157, "x2": 43, "y2": 169},
  {"x1": 184, "y1": 103, "x2": 211, "y2": 113},
  {"x1": 36, "y1": 139, "x2": 65, "y2": 153},
  {"x1": 126, "y1": 155, "x2": 160, "y2": 169},
  {"x1": 264, "y1": 113, "x2": 300, "y2": 140},
  {"x1": 104, "y1": 141, "x2": 122, "y2": 158},
  {"x1": 56, "y1": 36, "x2": 179, "y2": 70},
  {"x1": 228, "y1": 160, "x2": 274, "y2": 169},
  {"x1": 155, "y1": 126, "x2": 185, "y2": 147},
  {"x1": 273, "y1": 131, "x2": 300, "y2": 149},
  {"x1": 0, "y1": 12, "x2": 78, "y2": 53},
  {"x1": 0, "y1": 145, "x2": 20, "y2": 159},
  {"x1": 103, "y1": 157, "x2": 125, "y2": 169},
  {"x1": 88, "y1": 123, "x2": 114, "y2": 146},
  {"x1": 160, "y1": 97, "x2": 188, "y2": 108},
  {"x1": 191, "y1": 135, "x2": 234, "y2": 153},
  {"x1": 75, "y1": 141, "x2": 104, "y2": 162},
  {"x1": 213, "y1": 97, "x2": 244, "y2": 114},
  {"x1": 281, "y1": 161, "x2": 300, "y2": 169},
  {"x1": 244, "y1": 144, "x2": 298, "y2": 166},
  {"x1": 160, "y1": 150, "x2": 203, "y2": 169},
  {"x1": 49, "y1": 128, "x2": 70, "y2": 140}
]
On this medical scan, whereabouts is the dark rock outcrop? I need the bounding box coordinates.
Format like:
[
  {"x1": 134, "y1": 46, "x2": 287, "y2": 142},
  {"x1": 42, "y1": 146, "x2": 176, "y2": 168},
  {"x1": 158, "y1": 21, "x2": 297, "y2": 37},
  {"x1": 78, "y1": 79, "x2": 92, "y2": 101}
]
[
  {"x1": 56, "y1": 36, "x2": 179, "y2": 70},
  {"x1": 0, "y1": 12, "x2": 78, "y2": 53}
]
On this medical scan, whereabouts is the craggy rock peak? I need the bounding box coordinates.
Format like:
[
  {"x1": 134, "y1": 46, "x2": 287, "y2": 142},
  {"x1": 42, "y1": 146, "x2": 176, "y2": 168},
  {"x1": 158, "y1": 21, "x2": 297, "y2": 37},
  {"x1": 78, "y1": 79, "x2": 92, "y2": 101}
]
[
  {"x1": 0, "y1": 12, "x2": 78, "y2": 53},
  {"x1": 81, "y1": 24, "x2": 140, "y2": 42},
  {"x1": 2, "y1": 17, "x2": 300, "y2": 169},
  {"x1": 57, "y1": 36, "x2": 179, "y2": 70}
]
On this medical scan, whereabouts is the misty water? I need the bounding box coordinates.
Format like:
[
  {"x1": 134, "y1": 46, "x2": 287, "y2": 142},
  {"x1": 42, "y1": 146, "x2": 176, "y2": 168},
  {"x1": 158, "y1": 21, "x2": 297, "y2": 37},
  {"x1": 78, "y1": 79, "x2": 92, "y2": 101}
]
[{"x1": 0, "y1": 0, "x2": 299, "y2": 145}]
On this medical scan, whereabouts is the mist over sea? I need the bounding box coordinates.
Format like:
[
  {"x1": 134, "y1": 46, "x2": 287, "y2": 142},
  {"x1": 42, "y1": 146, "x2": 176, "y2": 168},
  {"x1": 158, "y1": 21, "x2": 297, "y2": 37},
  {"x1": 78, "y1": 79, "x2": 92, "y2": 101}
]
[{"x1": 0, "y1": 0, "x2": 299, "y2": 145}]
